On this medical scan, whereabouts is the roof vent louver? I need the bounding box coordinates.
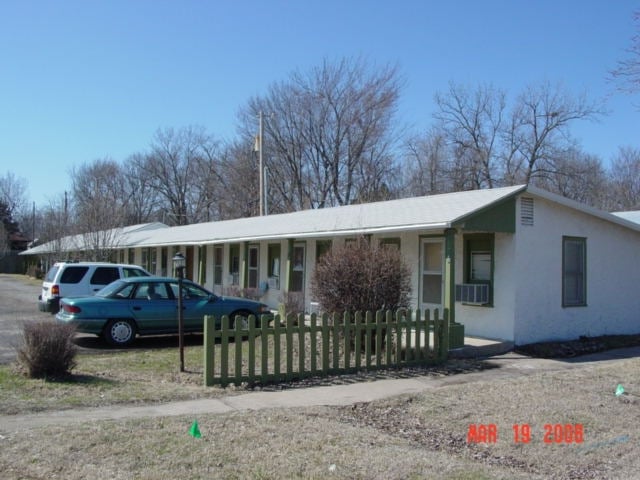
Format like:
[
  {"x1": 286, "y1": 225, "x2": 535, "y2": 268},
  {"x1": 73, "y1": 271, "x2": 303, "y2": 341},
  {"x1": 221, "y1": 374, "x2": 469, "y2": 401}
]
[{"x1": 521, "y1": 197, "x2": 534, "y2": 226}]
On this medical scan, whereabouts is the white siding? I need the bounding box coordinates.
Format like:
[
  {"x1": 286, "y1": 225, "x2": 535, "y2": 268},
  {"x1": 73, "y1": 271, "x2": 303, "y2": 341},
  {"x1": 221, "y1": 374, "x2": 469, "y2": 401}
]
[{"x1": 513, "y1": 195, "x2": 640, "y2": 344}]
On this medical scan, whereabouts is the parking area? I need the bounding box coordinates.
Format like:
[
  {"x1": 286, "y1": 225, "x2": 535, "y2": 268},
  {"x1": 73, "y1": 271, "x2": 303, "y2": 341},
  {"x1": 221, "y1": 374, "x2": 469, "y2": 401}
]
[
  {"x1": 0, "y1": 274, "x2": 203, "y2": 363},
  {"x1": 0, "y1": 274, "x2": 50, "y2": 364}
]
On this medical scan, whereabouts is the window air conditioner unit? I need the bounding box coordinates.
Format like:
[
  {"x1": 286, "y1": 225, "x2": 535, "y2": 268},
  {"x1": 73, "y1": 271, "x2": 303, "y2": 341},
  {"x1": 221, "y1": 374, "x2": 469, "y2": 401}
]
[{"x1": 455, "y1": 284, "x2": 490, "y2": 305}]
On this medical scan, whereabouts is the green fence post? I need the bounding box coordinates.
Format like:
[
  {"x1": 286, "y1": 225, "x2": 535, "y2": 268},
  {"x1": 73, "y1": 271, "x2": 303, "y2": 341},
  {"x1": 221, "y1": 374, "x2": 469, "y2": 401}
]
[
  {"x1": 425, "y1": 309, "x2": 432, "y2": 361},
  {"x1": 343, "y1": 311, "x2": 351, "y2": 371},
  {"x1": 332, "y1": 312, "x2": 340, "y2": 372},
  {"x1": 203, "y1": 315, "x2": 215, "y2": 386},
  {"x1": 385, "y1": 310, "x2": 392, "y2": 366},
  {"x1": 261, "y1": 315, "x2": 269, "y2": 384},
  {"x1": 365, "y1": 311, "x2": 373, "y2": 369},
  {"x1": 310, "y1": 313, "x2": 318, "y2": 375},
  {"x1": 434, "y1": 309, "x2": 440, "y2": 361},
  {"x1": 354, "y1": 311, "x2": 362, "y2": 370},
  {"x1": 235, "y1": 314, "x2": 243, "y2": 385},
  {"x1": 321, "y1": 314, "x2": 329, "y2": 375},
  {"x1": 394, "y1": 310, "x2": 403, "y2": 366},
  {"x1": 375, "y1": 311, "x2": 383, "y2": 367},
  {"x1": 298, "y1": 313, "x2": 305, "y2": 378},
  {"x1": 220, "y1": 315, "x2": 229, "y2": 387},
  {"x1": 286, "y1": 313, "x2": 294, "y2": 381},
  {"x1": 274, "y1": 314, "x2": 281, "y2": 381},
  {"x1": 405, "y1": 309, "x2": 414, "y2": 362},
  {"x1": 441, "y1": 309, "x2": 450, "y2": 362},
  {"x1": 248, "y1": 314, "x2": 256, "y2": 384}
]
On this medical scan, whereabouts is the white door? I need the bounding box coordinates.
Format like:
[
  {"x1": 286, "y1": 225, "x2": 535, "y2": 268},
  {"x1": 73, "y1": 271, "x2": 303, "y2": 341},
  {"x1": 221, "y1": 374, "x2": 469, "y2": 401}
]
[{"x1": 421, "y1": 238, "x2": 444, "y2": 311}]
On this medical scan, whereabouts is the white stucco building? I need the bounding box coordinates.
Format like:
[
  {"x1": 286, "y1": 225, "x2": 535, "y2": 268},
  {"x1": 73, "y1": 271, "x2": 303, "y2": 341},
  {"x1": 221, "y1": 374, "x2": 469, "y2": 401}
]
[{"x1": 23, "y1": 185, "x2": 640, "y2": 346}]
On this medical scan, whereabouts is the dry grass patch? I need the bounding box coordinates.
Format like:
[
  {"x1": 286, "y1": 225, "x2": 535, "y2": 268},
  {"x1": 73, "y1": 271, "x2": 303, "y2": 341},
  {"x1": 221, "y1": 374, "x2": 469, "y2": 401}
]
[
  {"x1": 0, "y1": 345, "x2": 235, "y2": 415},
  {"x1": 335, "y1": 358, "x2": 640, "y2": 479},
  {"x1": 1, "y1": 357, "x2": 637, "y2": 479},
  {"x1": 0, "y1": 408, "x2": 531, "y2": 480}
]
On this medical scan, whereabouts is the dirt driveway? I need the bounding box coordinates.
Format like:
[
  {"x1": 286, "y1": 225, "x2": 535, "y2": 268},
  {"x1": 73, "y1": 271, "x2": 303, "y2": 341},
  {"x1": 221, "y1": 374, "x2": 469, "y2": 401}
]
[{"x1": 0, "y1": 274, "x2": 50, "y2": 364}]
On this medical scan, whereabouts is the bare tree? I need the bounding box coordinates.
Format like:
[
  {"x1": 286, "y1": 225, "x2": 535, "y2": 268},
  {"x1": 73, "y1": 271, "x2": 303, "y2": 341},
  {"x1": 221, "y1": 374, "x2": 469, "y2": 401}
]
[
  {"x1": 433, "y1": 83, "x2": 506, "y2": 189},
  {"x1": 121, "y1": 154, "x2": 161, "y2": 225},
  {"x1": 0, "y1": 171, "x2": 28, "y2": 225},
  {"x1": 238, "y1": 57, "x2": 403, "y2": 212},
  {"x1": 137, "y1": 126, "x2": 223, "y2": 225},
  {"x1": 505, "y1": 82, "x2": 604, "y2": 185},
  {"x1": 537, "y1": 149, "x2": 609, "y2": 208},
  {"x1": 610, "y1": 11, "x2": 640, "y2": 98},
  {"x1": 216, "y1": 141, "x2": 259, "y2": 219},
  {"x1": 70, "y1": 158, "x2": 129, "y2": 260},
  {"x1": 37, "y1": 193, "x2": 73, "y2": 262},
  {"x1": 403, "y1": 128, "x2": 449, "y2": 196},
  {"x1": 608, "y1": 146, "x2": 640, "y2": 210}
]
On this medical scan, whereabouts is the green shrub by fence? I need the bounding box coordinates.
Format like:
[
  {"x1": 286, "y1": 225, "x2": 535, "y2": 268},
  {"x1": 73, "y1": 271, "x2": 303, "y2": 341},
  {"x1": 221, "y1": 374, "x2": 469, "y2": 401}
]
[{"x1": 204, "y1": 309, "x2": 449, "y2": 387}]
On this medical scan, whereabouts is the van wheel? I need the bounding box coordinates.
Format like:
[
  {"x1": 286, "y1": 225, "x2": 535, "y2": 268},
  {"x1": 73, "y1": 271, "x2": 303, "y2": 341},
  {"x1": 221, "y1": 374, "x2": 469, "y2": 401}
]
[{"x1": 104, "y1": 319, "x2": 136, "y2": 347}]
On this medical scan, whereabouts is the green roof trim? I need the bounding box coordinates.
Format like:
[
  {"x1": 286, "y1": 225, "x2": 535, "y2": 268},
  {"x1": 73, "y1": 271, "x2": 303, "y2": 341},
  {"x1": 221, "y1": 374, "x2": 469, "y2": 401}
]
[{"x1": 453, "y1": 197, "x2": 516, "y2": 233}]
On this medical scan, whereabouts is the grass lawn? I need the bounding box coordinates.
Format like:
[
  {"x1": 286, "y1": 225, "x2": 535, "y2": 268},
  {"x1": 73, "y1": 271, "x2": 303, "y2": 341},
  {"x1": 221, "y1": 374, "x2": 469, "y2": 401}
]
[{"x1": 0, "y1": 341, "x2": 638, "y2": 479}]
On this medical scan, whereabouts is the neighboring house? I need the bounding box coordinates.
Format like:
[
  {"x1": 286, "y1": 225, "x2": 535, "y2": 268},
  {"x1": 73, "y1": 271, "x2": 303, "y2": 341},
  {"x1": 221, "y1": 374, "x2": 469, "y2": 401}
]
[
  {"x1": 612, "y1": 210, "x2": 640, "y2": 225},
  {"x1": 24, "y1": 223, "x2": 169, "y2": 272},
  {"x1": 21, "y1": 185, "x2": 640, "y2": 346}
]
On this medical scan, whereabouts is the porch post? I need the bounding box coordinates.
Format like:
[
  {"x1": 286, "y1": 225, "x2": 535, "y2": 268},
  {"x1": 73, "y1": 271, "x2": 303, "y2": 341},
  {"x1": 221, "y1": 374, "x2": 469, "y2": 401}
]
[
  {"x1": 242, "y1": 241, "x2": 249, "y2": 289},
  {"x1": 444, "y1": 228, "x2": 455, "y2": 322},
  {"x1": 444, "y1": 228, "x2": 464, "y2": 349},
  {"x1": 286, "y1": 238, "x2": 294, "y2": 291}
]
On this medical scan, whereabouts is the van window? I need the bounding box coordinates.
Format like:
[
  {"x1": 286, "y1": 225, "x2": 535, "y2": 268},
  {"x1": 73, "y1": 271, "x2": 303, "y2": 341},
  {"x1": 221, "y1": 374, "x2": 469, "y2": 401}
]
[
  {"x1": 90, "y1": 267, "x2": 120, "y2": 285},
  {"x1": 123, "y1": 267, "x2": 148, "y2": 278},
  {"x1": 45, "y1": 266, "x2": 60, "y2": 282},
  {"x1": 60, "y1": 267, "x2": 89, "y2": 284}
]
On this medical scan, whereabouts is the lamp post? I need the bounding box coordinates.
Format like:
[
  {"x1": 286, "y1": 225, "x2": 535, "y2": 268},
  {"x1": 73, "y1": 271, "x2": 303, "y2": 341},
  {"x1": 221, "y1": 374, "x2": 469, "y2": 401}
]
[{"x1": 173, "y1": 252, "x2": 186, "y2": 372}]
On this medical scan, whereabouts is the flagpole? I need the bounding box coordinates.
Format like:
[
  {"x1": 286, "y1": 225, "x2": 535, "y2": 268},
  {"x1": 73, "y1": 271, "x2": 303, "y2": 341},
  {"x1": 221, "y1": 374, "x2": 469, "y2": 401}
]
[{"x1": 258, "y1": 110, "x2": 264, "y2": 216}]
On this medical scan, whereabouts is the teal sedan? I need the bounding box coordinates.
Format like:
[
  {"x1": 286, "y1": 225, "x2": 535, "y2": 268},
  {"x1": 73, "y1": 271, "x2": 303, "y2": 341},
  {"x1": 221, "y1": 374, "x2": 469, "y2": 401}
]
[{"x1": 56, "y1": 276, "x2": 272, "y2": 346}]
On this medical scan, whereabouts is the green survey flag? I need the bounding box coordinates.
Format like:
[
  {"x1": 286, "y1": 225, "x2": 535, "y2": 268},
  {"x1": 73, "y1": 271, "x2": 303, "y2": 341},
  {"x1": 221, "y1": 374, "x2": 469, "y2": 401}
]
[
  {"x1": 615, "y1": 384, "x2": 625, "y2": 396},
  {"x1": 189, "y1": 420, "x2": 202, "y2": 438}
]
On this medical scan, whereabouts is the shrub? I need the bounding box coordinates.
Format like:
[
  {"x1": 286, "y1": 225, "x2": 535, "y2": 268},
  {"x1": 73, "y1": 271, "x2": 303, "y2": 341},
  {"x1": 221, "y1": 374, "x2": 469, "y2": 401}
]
[
  {"x1": 279, "y1": 291, "x2": 305, "y2": 316},
  {"x1": 311, "y1": 237, "x2": 412, "y2": 314},
  {"x1": 17, "y1": 321, "x2": 77, "y2": 378}
]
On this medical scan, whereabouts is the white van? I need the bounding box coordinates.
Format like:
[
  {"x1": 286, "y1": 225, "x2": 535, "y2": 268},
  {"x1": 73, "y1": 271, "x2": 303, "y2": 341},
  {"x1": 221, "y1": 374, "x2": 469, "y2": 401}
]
[{"x1": 38, "y1": 262, "x2": 151, "y2": 313}]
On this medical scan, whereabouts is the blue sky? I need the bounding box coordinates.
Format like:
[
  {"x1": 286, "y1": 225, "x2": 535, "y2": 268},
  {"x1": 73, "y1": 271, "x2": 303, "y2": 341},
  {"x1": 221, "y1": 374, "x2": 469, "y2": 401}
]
[{"x1": 1, "y1": 0, "x2": 638, "y2": 206}]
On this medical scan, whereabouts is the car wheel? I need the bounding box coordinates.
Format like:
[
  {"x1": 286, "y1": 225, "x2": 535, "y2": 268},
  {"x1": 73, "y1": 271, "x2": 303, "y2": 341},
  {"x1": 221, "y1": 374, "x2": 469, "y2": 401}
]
[{"x1": 104, "y1": 319, "x2": 136, "y2": 347}]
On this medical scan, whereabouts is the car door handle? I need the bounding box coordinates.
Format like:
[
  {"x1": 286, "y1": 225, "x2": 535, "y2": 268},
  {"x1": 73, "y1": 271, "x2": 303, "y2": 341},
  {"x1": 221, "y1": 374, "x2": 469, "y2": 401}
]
[{"x1": 133, "y1": 306, "x2": 141, "y2": 311}]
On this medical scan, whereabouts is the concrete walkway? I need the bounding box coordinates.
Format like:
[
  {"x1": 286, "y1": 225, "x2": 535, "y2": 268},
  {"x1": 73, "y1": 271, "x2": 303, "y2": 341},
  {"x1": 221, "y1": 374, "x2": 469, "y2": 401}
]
[{"x1": 1, "y1": 346, "x2": 638, "y2": 434}]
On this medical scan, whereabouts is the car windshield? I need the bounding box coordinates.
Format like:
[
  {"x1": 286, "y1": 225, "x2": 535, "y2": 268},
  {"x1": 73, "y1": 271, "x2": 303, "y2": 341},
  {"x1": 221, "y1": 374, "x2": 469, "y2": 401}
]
[
  {"x1": 168, "y1": 281, "x2": 214, "y2": 300},
  {"x1": 95, "y1": 279, "x2": 127, "y2": 298}
]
